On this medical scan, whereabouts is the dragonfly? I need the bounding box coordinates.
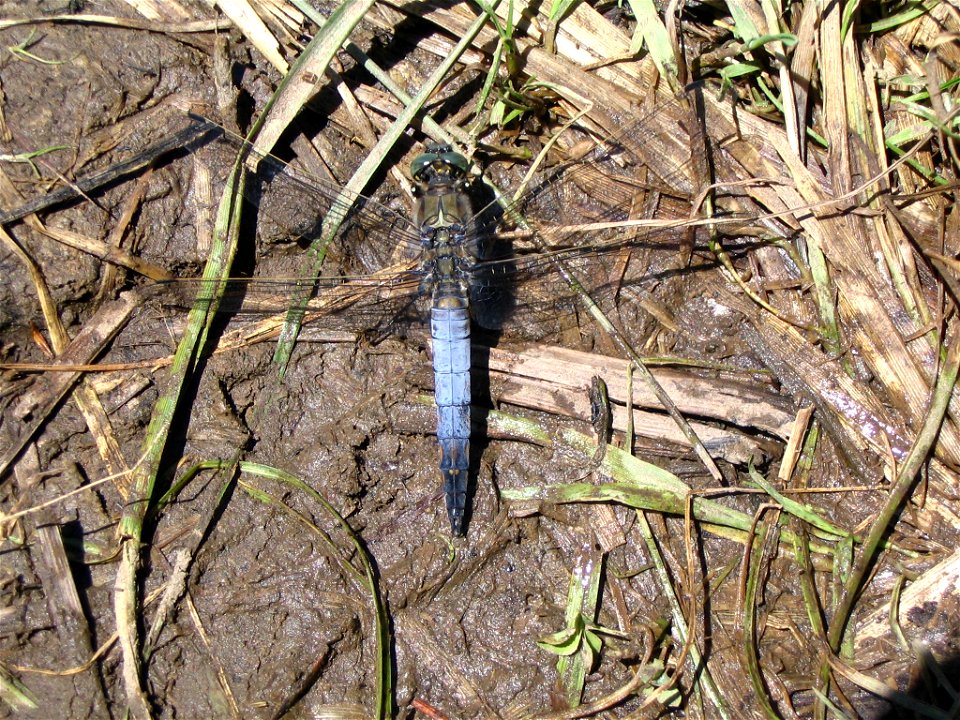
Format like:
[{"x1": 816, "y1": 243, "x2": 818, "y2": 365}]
[{"x1": 158, "y1": 94, "x2": 703, "y2": 536}]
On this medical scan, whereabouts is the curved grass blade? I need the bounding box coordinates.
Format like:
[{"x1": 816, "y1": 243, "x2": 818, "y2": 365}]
[
  {"x1": 741, "y1": 511, "x2": 782, "y2": 719},
  {"x1": 113, "y1": 127, "x2": 246, "y2": 718},
  {"x1": 825, "y1": 332, "x2": 960, "y2": 653},
  {"x1": 235, "y1": 462, "x2": 393, "y2": 720}
]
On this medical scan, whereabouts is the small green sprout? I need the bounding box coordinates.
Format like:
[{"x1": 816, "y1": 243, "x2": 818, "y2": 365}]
[
  {"x1": 640, "y1": 659, "x2": 683, "y2": 707},
  {"x1": 0, "y1": 145, "x2": 70, "y2": 178},
  {"x1": 538, "y1": 612, "x2": 629, "y2": 676},
  {"x1": 7, "y1": 29, "x2": 65, "y2": 65}
]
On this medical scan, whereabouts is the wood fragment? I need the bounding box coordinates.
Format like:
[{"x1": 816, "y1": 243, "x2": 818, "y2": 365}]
[
  {"x1": 488, "y1": 345, "x2": 794, "y2": 436},
  {"x1": 33, "y1": 517, "x2": 109, "y2": 717},
  {"x1": 1, "y1": 292, "x2": 141, "y2": 478}
]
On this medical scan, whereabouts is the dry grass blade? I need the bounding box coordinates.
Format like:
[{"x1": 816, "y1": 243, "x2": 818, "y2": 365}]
[
  {"x1": 0, "y1": 13, "x2": 229, "y2": 32},
  {"x1": 216, "y1": 0, "x2": 288, "y2": 73},
  {"x1": 31, "y1": 519, "x2": 108, "y2": 715},
  {"x1": 248, "y1": 0, "x2": 378, "y2": 156},
  {"x1": 0, "y1": 287, "x2": 139, "y2": 480},
  {"x1": 0, "y1": 120, "x2": 220, "y2": 226}
]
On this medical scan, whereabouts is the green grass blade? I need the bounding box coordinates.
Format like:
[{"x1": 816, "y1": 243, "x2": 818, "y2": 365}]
[
  {"x1": 628, "y1": 0, "x2": 680, "y2": 87},
  {"x1": 745, "y1": 464, "x2": 851, "y2": 541},
  {"x1": 114, "y1": 133, "x2": 248, "y2": 717},
  {"x1": 634, "y1": 510, "x2": 730, "y2": 716},
  {"x1": 0, "y1": 663, "x2": 38, "y2": 711},
  {"x1": 491, "y1": 411, "x2": 839, "y2": 556},
  {"x1": 557, "y1": 543, "x2": 604, "y2": 706}
]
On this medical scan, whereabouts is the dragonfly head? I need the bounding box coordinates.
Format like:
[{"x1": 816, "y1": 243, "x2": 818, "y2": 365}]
[{"x1": 411, "y1": 144, "x2": 469, "y2": 186}]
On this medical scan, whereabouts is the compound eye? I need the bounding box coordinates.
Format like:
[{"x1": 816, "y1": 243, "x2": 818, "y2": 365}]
[
  {"x1": 411, "y1": 146, "x2": 469, "y2": 180},
  {"x1": 440, "y1": 151, "x2": 469, "y2": 174},
  {"x1": 410, "y1": 152, "x2": 438, "y2": 180}
]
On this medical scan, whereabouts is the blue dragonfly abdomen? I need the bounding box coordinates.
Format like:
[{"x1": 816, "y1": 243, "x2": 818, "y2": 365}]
[{"x1": 431, "y1": 299, "x2": 471, "y2": 535}]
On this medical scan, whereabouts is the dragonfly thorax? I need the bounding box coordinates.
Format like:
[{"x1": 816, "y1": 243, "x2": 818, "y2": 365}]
[
  {"x1": 420, "y1": 223, "x2": 463, "y2": 248},
  {"x1": 411, "y1": 145, "x2": 472, "y2": 238},
  {"x1": 418, "y1": 222, "x2": 474, "y2": 302}
]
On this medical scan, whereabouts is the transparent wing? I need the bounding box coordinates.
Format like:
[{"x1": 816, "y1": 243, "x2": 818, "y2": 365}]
[
  {"x1": 161, "y1": 94, "x2": 705, "y2": 342},
  {"x1": 467, "y1": 93, "x2": 701, "y2": 337},
  {"x1": 197, "y1": 128, "x2": 425, "y2": 278},
  {"x1": 148, "y1": 264, "x2": 428, "y2": 338},
  {"x1": 152, "y1": 126, "x2": 431, "y2": 339}
]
